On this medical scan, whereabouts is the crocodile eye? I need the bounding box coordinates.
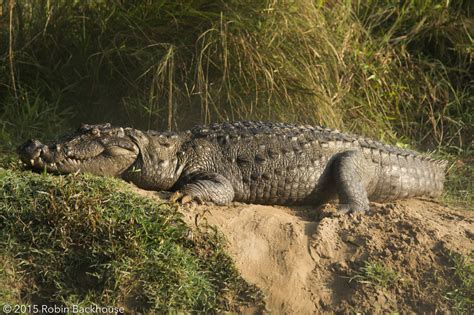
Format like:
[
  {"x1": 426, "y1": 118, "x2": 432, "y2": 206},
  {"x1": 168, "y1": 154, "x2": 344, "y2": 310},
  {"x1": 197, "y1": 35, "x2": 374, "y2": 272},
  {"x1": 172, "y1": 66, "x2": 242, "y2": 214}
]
[{"x1": 91, "y1": 128, "x2": 100, "y2": 136}]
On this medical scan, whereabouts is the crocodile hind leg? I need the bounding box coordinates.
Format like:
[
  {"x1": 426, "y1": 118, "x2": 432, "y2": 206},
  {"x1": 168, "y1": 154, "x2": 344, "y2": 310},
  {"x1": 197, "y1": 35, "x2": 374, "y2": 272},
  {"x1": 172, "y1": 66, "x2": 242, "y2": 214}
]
[
  {"x1": 312, "y1": 150, "x2": 377, "y2": 213},
  {"x1": 171, "y1": 172, "x2": 235, "y2": 205}
]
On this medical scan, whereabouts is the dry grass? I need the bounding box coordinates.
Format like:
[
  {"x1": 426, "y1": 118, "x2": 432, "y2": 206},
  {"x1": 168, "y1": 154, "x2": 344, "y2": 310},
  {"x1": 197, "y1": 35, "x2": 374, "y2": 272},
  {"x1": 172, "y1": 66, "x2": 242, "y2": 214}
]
[{"x1": 0, "y1": 0, "x2": 471, "y2": 148}]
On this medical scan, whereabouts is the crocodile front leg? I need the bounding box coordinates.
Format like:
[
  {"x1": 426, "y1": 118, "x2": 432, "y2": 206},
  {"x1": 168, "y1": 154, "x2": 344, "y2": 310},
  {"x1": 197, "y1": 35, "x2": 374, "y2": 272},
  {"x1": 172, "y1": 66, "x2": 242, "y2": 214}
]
[
  {"x1": 173, "y1": 172, "x2": 235, "y2": 205},
  {"x1": 312, "y1": 150, "x2": 377, "y2": 213}
]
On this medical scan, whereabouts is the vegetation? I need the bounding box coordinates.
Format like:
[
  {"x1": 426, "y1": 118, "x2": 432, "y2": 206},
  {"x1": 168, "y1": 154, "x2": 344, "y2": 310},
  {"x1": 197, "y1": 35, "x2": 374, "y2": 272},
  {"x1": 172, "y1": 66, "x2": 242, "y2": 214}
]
[
  {"x1": 349, "y1": 254, "x2": 474, "y2": 312},
  {"x1": 350, "y1": 261, "x2": 400, "y2": 288},
  {"x1": 0, "y1": 158, "x2": 261, "y2": 312},
  {"x1": 0, "y1": 0, "x2": 472, "y2": 311},
  {"x1": 442, "y1": 151, "x2": 474, "y2": 208},
  {"x1": 1, "y1": 1, "x2": 472, "y2": 147},
  {"x1": 445, "y1": 251, "x2": 474, "y2": 312}
]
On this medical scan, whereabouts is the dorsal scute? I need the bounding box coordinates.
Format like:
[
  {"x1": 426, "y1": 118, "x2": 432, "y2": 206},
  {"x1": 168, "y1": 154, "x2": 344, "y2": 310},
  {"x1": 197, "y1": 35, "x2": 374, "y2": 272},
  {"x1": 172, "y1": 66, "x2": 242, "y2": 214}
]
[{"x1": 188, "y1": 121, "x2": 447, "y2": 167}]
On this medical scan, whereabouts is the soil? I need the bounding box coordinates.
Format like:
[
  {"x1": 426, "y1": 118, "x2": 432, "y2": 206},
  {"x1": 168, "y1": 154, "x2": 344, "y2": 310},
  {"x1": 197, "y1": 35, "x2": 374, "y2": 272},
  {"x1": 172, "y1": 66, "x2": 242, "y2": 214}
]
[{"x1": 135, "y1": 188, "x2": 473, "y2": 313}]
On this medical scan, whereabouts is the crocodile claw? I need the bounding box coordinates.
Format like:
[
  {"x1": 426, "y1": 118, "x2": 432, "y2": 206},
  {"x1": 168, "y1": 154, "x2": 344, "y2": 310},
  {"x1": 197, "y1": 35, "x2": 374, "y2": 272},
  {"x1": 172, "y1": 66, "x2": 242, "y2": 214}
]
[
  {"x1": 170, "y1": 191, "x2": 202, "y2": 205},
  {"x1": 317, "y1": 203, "x2": 369, "y2": 220}
]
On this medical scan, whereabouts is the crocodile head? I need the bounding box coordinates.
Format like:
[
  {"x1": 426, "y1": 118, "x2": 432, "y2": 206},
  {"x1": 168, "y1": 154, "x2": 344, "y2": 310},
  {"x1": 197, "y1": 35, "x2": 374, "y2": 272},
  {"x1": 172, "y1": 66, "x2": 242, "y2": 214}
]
[{"x1": 17, "y1": 123, "x2": 140, "y2": 176}]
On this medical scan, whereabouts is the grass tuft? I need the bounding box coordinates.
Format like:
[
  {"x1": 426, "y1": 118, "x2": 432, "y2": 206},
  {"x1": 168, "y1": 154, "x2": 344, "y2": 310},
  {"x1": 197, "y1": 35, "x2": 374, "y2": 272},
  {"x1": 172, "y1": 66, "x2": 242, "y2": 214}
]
[{"x1": 350, "y1": 261, "x2": 400, "y2": 288}]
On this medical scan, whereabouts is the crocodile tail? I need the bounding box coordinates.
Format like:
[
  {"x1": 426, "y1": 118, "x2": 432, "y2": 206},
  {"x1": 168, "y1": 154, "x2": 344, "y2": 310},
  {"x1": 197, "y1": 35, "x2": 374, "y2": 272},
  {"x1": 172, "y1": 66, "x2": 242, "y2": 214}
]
[{"x1": 370, "y1": 153, "x2": 448, "y2": 201}]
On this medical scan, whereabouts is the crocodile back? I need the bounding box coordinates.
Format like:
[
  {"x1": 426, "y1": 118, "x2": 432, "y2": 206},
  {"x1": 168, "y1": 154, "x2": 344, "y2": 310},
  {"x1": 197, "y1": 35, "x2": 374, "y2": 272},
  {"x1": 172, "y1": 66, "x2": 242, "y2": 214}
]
[{"x1": 180, "y1": 121, "x2": 447, "y2": 204}]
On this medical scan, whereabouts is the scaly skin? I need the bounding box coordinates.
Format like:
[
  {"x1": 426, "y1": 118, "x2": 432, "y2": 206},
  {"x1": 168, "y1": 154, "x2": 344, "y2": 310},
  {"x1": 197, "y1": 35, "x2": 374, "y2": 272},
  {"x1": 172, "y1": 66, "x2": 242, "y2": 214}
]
[{"x1": 17, "y1": 121, "x2": 447, "y2": 213}]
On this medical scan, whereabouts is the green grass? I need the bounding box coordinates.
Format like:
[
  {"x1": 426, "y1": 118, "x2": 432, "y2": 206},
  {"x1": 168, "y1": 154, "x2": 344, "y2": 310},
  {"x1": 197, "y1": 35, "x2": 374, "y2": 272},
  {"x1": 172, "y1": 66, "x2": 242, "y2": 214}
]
[
  {"x1": 442, "y1": 152, "x2": 474, "y2": 209},
  {"x1": 350, "y1": 261, "x2": 400, "y2": 288},
  {"x1": 350, "y1": 254, "x2": 474, "y2": 311},
  {"x1": 0, "y1": 162, "x2": 261, "y2": 312},
  {"x1": 445, "y1": 251, "x2": 474, "y2": 312}
]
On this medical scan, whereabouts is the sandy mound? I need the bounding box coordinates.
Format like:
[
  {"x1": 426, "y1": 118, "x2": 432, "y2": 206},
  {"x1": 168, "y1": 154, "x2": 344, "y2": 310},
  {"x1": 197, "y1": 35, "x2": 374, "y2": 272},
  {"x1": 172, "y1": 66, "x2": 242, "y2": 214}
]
[{"x1": 135, "y1": 188, "x2": 473, "y2": 313}]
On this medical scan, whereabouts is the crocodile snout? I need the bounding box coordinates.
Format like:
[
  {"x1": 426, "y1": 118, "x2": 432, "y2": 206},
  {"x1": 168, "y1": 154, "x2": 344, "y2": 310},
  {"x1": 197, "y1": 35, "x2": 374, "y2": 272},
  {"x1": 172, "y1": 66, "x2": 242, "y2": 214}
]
[
  {"x1": 17, "y1": 139, "x2": 44, "y2": 160},
  {"x1": 17, "y1": 139, "x2": 57, "y2": 166}
]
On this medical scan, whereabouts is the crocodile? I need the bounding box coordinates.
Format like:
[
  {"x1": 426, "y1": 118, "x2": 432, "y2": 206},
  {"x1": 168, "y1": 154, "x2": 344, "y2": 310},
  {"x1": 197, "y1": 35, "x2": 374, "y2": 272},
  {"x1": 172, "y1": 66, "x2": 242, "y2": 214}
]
[{"x1": 17, "y1": 121, "x2": 447, "y2": 212}]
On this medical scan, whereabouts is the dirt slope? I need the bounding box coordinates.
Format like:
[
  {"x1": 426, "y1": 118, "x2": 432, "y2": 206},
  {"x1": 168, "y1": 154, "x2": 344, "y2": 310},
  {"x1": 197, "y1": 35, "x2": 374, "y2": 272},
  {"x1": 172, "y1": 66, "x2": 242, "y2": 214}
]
[{"x1": 136, "y1": 188, "x2": 473, "y2": 313}]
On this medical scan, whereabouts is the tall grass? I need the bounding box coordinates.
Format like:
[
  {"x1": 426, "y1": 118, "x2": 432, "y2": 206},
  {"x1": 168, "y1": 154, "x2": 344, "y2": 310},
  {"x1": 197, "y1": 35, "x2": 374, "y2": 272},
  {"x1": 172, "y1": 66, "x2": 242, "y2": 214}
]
[{"x1": 1, "y1": 0, "x2": 471, "y2": 150}]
